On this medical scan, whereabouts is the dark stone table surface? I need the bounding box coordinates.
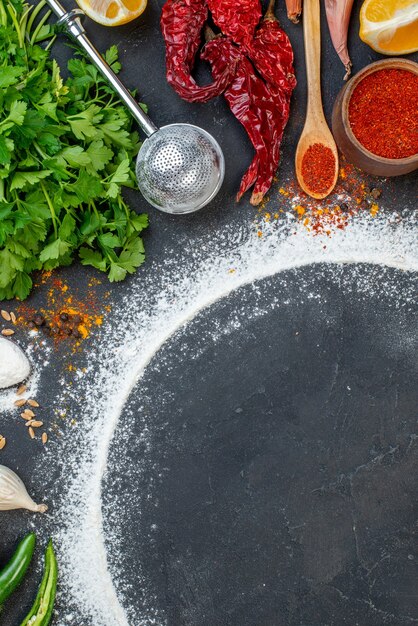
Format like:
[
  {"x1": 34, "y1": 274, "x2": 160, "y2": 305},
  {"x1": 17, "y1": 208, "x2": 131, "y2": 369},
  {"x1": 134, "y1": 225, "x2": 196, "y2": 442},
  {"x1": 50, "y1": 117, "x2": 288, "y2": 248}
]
[{"x1": 0, "y1": 0, "x2": 417, "y2": 624}]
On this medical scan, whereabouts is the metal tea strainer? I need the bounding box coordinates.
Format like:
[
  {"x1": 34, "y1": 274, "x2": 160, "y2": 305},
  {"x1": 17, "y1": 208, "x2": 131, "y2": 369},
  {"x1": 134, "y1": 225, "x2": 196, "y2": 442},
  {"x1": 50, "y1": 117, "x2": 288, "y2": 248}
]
[{"x1": 45, "y1": 0, "x2": 225, "y2": 214}]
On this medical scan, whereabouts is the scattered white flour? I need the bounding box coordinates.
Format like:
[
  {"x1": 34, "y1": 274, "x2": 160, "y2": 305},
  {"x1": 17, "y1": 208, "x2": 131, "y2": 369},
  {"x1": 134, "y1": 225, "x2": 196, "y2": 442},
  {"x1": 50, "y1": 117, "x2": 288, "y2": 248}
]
[{"x1": 41, "y1": 211, "x2": 416, "y2": 626}]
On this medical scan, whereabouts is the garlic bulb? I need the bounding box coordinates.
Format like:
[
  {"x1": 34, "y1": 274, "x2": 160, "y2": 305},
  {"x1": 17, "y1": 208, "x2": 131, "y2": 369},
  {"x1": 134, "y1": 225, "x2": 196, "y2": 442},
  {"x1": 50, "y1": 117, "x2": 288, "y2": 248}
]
[
  {"x1": 0, "y1": 337, "x2": 31, "y2": 389},
  {"x1": 0, "y1": 465, "x2": 47, "y2": 513}
]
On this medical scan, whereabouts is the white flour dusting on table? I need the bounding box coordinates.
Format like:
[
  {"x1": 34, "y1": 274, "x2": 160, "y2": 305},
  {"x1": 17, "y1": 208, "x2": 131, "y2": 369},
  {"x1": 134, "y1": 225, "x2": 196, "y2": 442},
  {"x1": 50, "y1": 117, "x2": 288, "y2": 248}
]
[{"x1": 40, "y1": 212, "x2": 416, "y2": 625}]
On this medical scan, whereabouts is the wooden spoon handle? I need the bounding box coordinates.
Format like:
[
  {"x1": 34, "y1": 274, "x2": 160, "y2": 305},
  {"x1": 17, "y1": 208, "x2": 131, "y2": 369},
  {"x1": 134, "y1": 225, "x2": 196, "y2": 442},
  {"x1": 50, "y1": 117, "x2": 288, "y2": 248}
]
[{"x1": 303, "y1": 0, "x2": 324, "y2": 124}]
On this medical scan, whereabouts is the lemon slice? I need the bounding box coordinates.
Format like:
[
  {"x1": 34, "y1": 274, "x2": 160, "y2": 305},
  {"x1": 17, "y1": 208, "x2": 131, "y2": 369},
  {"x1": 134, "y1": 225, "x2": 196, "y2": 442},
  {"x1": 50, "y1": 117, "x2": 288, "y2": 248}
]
[
  {"x1": 76, "y1": 0, "x2": 147, "y2": 26},
  {"x1": 359, "y1": 0, "x2": 418, "y2": 55}
]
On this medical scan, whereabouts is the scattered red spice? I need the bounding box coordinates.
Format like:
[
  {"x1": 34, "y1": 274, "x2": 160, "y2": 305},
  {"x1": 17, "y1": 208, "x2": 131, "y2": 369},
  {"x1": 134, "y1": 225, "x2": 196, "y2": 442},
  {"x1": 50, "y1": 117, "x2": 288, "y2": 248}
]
[
  {"x1": 348, "y1": 68, "x2": 418, "y2": 159},
  {"x1": 256, "y1": 157, "x2": 382, "y2": 237},
  {"x1": 301, "y1": 143, "x2": 336, "y2": 195},
  {"x1": 301, "y1": 205, "x2": 350, "y2": 235},
  {"x1": 15, "y1": 274, "x2": 108, "y2": 348}
]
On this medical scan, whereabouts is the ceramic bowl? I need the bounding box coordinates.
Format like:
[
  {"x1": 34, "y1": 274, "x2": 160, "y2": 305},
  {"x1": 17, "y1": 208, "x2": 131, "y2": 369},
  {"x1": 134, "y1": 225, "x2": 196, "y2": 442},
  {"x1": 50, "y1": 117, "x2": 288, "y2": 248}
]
[{"x1": 332, "y1": 58, "x2": 418, "y2": 177}]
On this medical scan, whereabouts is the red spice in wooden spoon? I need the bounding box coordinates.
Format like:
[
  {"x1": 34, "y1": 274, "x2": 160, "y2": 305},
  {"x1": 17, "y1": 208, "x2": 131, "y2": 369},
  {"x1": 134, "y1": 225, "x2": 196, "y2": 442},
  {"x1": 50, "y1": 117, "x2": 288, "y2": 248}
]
[{"x1": 301, "y1": 143, "x2": 336, "y2": 195}]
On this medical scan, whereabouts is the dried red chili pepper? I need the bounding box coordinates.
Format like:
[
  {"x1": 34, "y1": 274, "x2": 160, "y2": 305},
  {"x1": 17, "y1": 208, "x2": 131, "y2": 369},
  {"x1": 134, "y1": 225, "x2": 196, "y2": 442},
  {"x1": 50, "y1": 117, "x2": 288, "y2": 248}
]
[
  {"x1": 162, "y1": 0, "x2": 296, "y2": 204},
  {"x1": 203, "y1": 1, "x2": 296, "y2": 206},
  {"x1": 247, "y1": 1, "x2": 296, "y2": 95},
  {"x1": 202, "y1": 32, "x2": 276, "y2": 203},
  {"x1": 161, "y1": 0, "x2": 238, "y2": 103},
  {"x1": 206, "y1": 0, "x2": 262, "y2": 49},
  {"x1": 245, "y1": 0, "x2": 297, "y2": 203}
]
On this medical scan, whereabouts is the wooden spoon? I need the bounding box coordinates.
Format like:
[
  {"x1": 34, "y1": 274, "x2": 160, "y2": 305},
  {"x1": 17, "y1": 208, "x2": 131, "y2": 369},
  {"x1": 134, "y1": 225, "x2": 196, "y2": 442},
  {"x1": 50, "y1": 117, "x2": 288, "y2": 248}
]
[{"x1": 295, "y1": 0, "x2": 339, "y2": 199}]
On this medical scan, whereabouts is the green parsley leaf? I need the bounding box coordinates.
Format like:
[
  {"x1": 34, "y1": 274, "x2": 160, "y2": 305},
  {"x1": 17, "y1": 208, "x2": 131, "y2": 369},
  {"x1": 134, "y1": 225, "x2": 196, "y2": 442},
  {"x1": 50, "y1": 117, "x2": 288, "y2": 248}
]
[
  {"x1": 79, "y1": 247, "x2": 107, "y2": 271},
  {"x1": 0, "y1": 67, "x2": 22, "y2": 88},
  {"x1": 98, "y1": 232, "x2": 120, "y2": 249},
  {"x1": 108, "y1": 237, "x2": 145, "y2": 281},
  {"x1": 39, "y1": 238, "x2": 70, "y2": 262},
  {"x1": 0, "y1": 248, "x2": 24, "y2": 287},
  {"x1": 86, "y1": 140, "x2": 113, "y2": 173},
  {"x1": 10, "y1": 170, "x2": 51, "y2": 191},
  {"x1": 73, "y1": 170, "x2": 104, "y2": 203},
  {"x1": 0, "y1": 136, "x2": 14, "y2": 165},
  {"x1": 59, "y1": 145, "x2": 91, "y2": 168},
  {"x1": 67, "y1": 104, "x2": 102, "y2": 140},
  {"x1": 12, "y1": 271, "x2": 32, "y2": 300}
]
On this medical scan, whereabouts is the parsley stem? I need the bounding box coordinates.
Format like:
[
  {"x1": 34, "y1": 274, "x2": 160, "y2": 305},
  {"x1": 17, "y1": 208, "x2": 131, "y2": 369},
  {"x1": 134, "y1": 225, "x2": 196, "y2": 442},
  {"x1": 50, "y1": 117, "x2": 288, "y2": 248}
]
[
  {"x1": 91, "y1": 202, "x2": 103, "y2": 229},
  {"x1": 33, "y1": 142, "x2": 48, "y2": 161},
  {"x1": 91, "y1": 95, "x2": 117, "y2": 107},
  {"x1": 26, "y1": 0, "x2": 47, "y2": 39},
  {"x1": 45, "y1": 35, "x2": 57, "y2": 51},
  {"x1": 30, "y1": 9, "x2": 51, "y2": 45},
  {"x1": 7, "y1": 3, "x2": 23, "y2": 49},
  {"x1": 40, "y1": 181, "x2": 59, "y2": 238},
  {"x1": 0, "y1": 2, "x2": 7, "y2": 26},
  {"x1": 90, "y1": 201, "x2": 114, "y2": 265},
  {"x1": 119, "y1": 197, "x2": 130, "y2": 220},
  {"x1": 19, "y1": 6, "x2": 31, "y2": 42}
]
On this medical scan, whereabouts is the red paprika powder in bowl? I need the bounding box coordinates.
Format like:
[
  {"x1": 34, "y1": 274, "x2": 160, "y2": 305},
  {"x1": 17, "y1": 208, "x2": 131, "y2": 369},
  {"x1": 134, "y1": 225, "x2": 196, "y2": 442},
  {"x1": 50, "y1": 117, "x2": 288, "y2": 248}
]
[{"x1": 332, "y1": 58, "x2": 418, "y2": 177}]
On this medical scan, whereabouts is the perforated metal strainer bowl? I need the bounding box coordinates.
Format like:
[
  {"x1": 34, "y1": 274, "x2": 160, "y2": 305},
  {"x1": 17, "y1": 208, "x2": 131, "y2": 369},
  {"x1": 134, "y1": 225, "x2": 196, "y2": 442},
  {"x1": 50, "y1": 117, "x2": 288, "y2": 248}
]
[
  {"x1": 136, "y1": 124, "x2": 225, "y2": 214},
  {"x1": 46, "y1": 0, "x2": 225, "y2": 215}
]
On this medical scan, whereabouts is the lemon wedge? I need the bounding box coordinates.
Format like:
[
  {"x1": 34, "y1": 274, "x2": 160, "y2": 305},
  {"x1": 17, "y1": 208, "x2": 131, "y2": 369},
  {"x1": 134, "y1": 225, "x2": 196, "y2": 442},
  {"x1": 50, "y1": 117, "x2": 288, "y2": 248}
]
[
  {"x1": 76, "y1": 0, "x2": 147, "y2": 26},
  {"x1": 359, "y1": 0, "x2": 418, "y2": 55}
]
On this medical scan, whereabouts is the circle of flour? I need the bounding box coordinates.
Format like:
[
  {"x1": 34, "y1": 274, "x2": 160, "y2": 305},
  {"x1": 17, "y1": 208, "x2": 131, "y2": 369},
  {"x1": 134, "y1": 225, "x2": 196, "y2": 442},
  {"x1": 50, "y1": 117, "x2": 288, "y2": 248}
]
[
  {"x1": 0, "y1": 337, "x2": 31, "y2": 389},
  {"x1": 48, "y1": 213, "x2": 417, "y2": 625}
]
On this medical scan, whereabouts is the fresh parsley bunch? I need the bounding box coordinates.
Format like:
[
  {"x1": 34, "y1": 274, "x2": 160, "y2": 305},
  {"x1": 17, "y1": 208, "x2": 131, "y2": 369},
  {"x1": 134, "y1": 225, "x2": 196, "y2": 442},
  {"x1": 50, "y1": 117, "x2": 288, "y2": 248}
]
[{"x1": 0, "y1": 0, "x2": 148, "y2": 300}]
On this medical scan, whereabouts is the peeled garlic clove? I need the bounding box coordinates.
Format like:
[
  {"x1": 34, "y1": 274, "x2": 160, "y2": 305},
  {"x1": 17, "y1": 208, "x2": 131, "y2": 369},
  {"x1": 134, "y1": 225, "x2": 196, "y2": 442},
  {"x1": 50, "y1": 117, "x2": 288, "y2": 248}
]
[
  {"x1": 0, "y1": 337, "x2": 31, "y2": 389},
  {"x1": 0, "y1": 465, "x2": 47, "y2": 513}
]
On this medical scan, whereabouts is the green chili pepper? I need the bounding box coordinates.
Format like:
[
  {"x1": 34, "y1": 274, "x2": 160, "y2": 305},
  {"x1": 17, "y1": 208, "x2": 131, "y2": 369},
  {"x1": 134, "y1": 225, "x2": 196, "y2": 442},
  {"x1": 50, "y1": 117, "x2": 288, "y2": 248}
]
[
  {"x1": 21, "y1": 539, "x2": 58, "y2": 626},
  {"x1": 0, "y1": 533, "x2": 36, "y2": 605}
]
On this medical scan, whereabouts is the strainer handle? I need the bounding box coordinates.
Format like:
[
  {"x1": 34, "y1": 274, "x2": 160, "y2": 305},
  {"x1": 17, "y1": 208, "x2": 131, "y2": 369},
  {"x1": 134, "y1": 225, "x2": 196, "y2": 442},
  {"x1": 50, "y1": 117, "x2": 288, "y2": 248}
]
[{"x1": 45, "y1": 0, "x2": 158, "y2": 137}]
